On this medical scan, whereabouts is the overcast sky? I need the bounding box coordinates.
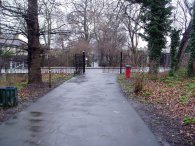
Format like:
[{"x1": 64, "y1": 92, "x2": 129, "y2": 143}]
[{"x1": 17, "y1": 0, "x2": 193, "y2": 51}]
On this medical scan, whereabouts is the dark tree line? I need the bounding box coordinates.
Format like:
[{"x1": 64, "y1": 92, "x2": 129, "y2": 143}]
[{"x1": 188, "y1": 2, "x2": 195, "y2": 77}]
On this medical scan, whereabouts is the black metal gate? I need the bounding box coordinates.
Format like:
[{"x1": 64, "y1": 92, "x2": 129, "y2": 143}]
[{"x1": 74, "y1": 52, "x2": 85, "y2": 75}]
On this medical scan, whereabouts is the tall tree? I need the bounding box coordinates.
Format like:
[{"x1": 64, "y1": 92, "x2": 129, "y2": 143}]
[
  {"x1": 176, "y1": 21, "x2": 192, "y2": 70},
  {"x1": 92, "y1": 1, "x2": 126, "y2": 66},
  {"x1": 0, "y1": 0, "x2": 68, "y2": 83},
  {"x1": 127, "y1": 0, "x2": 172, "y2": 75},
  {"x1": 25, "y1": 0, "x2": 42, "y2": 83},
  {"x1": 67, "y1": 0, "x2": 94, "y2": 43},
  {"x1": 170, "y1": 29, "x2": 180, "y2": 76},
  {"x1": 174, "y1": 0, "x2": 193, "y2": 71},
  {"x1": 188, "y1": 2, "x2": 195, "y2": 77},
  {"x1": 143, "y1": 0, "x2": 172, "y2": 75},
  {"x1": 119, "y1": 1, "x2": 143, "y2": 66}
]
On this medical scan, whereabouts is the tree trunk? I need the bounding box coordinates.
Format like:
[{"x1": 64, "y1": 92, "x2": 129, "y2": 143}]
[
  {"x1": 176, "y1": 20, "x2": 192, "y2": 70},
  {"x1": 26, "y1": 0, "x2": 42, "y2": 84},
  {"x1": 149, "y1": 58, "x2": 159, "y2": 76},
  {"x1": 188, "y1": 2, "x2": 195, "y2": 77},
  {"x1": 84, "y1": 0, "x2": 89, "y2": 42},
  {"x1": 193, "y1": 61, "x2": 195, "y2": 76}
]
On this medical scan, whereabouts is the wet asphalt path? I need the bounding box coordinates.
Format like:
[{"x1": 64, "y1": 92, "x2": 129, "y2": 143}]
[{"x1": 0, "y1": 69, "x2": 159, "y2": 146}]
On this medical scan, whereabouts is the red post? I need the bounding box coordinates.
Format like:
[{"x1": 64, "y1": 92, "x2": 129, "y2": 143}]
[{"x1": 125, "y1": 65, "x2": 131, "y2": 79}]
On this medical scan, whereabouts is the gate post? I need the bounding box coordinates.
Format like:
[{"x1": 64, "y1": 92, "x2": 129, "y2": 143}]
[
  {"x1": 83, "y1": 51, "x2": 85, "y2": 74},
  {"x1": 120, "y1": 51, "x2": 123, "y2": 74},
  {"x1": 75, "y1": 54, "x2": 77, "y2": 74}
]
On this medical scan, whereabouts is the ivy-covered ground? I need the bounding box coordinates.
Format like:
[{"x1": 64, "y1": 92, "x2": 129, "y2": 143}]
[
  {"x1": 0, "y1": 73, "x2": 72, "y2": 123},
  {"x1": 118, "y1": 72, "x2": 195, "y2": 146}
]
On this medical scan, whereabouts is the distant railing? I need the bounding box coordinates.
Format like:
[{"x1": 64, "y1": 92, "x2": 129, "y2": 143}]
[
  {"x1": 0, "y1": 66, "x2": 170, "y2": 74},
  {"x1": 0, "y1": 67, "x2": 76, "y2": 74},
  {"x1": 41, "y1": 67, "x2": 75, "y2": 74},
  {"x1": 101, "y1": 67, "x2": 170, "y2": 73},
  {"x1": 0, "y1": 68, "x2": 28, "y2": 74}
]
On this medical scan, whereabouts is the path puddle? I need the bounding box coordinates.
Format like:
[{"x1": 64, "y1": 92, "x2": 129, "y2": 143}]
[
  {"x1": 5, "y1": 120, "x2": 17, "y2": 126},
  {"x1": 25, "y1": 139, "x2": 39, "y2": 146},
  {"x1": 106, "y1": 83, "x2": 115, "y2": 85},
  {"x1": 30, "y1": 111, "x2": 44, "y2": 117},
  {"x1": 68, "y1": 75, "x2": 87, "y2": 84},
  {"x1": 29, "y1": 125, "x2": 42, "y2": 133},
  {"x1": 29, "y1": 119, "x2": 43, "y2": 123},
  {"x1": 26, "y1": 111, "x2": 45, "y2": 144}
]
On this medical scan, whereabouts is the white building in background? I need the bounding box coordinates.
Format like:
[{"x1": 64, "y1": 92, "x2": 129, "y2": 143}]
[
  {"x1": 0, "y1": 36, "x2": 27, "y2": 55},
  {"x1": 0, "y1": 35, "x2": 28, "y2": 73}
]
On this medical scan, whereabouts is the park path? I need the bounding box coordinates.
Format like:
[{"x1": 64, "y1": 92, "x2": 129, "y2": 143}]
[{"x1": 0, "y1": 69, "x2": 159, "y2": 146}]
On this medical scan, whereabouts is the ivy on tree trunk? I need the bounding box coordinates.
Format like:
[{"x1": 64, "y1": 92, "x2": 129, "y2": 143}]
[
  {"x1": 127, "y1": 0, "x2": 172, "y2": 75},
  {"x1": 188, "y1": 2, "x2": 195, "y2": 77},
  {"x1": 170, "y1": 29, "x2": 180, "y2": 76},
  {"x1": 146, "y1": 1, "x2": 172, "y2": 75}
]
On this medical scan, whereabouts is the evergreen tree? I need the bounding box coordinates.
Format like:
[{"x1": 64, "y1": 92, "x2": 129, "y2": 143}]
[
  {"x1": 144, "y1": 0, "x2": 172, "y2": 75},
  {"x1": 170, "y1": 29, "x2": 180, "y2": 76},
  {"x1": 188, "y1": 2, "x2": 195, "y2": 77},
  {"x1": 128, "y1": 0, "x2": 172, "y2": 75}
]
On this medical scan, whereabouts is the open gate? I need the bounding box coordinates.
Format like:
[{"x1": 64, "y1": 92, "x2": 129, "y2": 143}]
[
  {"x1": 74, "y1": 52, "x2": 85, "y2": 75},
  {"x1": 74, "y1": 51, "x2": 124, "y2": 74}
]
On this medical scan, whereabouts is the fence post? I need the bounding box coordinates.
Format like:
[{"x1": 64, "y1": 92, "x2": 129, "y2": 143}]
[
  {"x1": 48, "y1": 54, "x2": 52, "y2": 88},
  {"x1": 120, "y1": 51, "x2": 123, "y2": 74},
  {"x1": 83, "y1": 51, "x2": 85, "y2": 74},
  {"x1": 93, "y1": 54, "x2": 95, "y2": 67},
  {"x1": 75, "y1": 54, "x2": 77, "y2": 74}
]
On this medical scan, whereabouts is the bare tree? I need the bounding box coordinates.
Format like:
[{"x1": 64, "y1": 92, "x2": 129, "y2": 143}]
[
  {"x1": 92, "y1": 1, "x2": 127, "y2": 66},
  {"x1": 39, "y1": 0, "x2": 68, "y2": 48},
  {"x1": 173, "y1": 0, "x2": 193, "y2": 70},
  {"x1": 0, "y1": 0, "x2": 70, "y2": 83},
  {"x1": 119, "y1": 1, "x2": 143, "y2": 66},
  {"x1": 67, "y1": 0, "x2": 96, "y2": 43}
]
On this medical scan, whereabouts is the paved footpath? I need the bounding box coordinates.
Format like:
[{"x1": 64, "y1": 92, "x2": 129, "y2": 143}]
[{"x1": 0, "y1": 69, "x2": 160, "y2": 146}]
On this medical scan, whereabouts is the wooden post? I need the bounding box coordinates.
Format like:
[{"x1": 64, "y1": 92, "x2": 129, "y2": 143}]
[
  {"x1": 93, "y1": 54, "x2": 95, "y2": 67},
  {"x1": 48, "y1": 54, "x2": 52, "y2": 88},
  {"x1": 120, "y1": 51, "x2": 123, "y2": 74},
  {"x1": 75, "y1": 54, "x2": 77, "y2": 74}
]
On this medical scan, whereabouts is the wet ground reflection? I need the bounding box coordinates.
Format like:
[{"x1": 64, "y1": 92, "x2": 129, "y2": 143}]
[{"x1": 25, "y1": 111, "x2": 44, "y2": 145}]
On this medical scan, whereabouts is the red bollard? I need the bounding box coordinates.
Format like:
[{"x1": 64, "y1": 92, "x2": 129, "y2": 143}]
[{"x1": 125, "y1": 65, "x2": 131, "y2": 79}]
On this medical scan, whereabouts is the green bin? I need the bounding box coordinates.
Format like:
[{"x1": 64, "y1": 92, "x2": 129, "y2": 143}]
[{"x1": 0, "y1": 87, "x2": 18, "y2": 107}]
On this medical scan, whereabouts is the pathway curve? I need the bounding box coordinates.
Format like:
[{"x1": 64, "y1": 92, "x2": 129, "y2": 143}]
[{"x1": 0, "y1": 69, "x2": 159, "y2": 146}]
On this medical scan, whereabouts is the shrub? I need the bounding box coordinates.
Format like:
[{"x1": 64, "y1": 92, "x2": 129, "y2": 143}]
[
  {"x1": 183, "y1": 117, "x2": 195, "y2": 125},
  {"x1": 133, "y1": 73, "x2": 147, "y2": 94}
]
